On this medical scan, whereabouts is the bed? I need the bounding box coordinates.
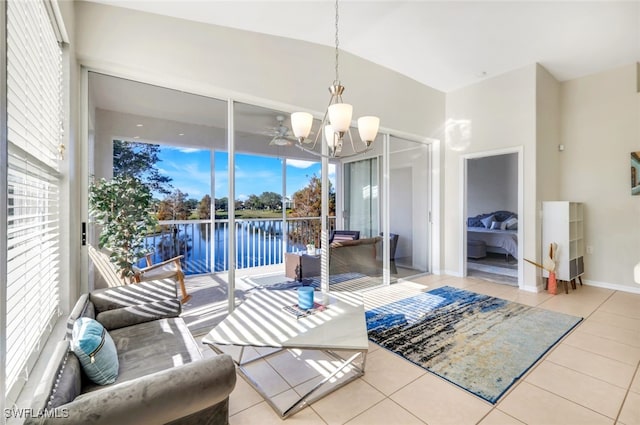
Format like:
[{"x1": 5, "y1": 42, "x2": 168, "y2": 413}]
[{"x1": 467, "y1": 211, "x2": 518, "y2": 260}]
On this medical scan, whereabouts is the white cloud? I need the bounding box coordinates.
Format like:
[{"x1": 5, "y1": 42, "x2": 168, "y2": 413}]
[
  {"x1": 328, "y1": 163, "x2": 336, "y2": 177},
  {"x1": 286, "y1": 159, "x2": 316, "y2": 169},
  {"x1": 164, "y1": 146, "x2": 204, "y2": 154}
]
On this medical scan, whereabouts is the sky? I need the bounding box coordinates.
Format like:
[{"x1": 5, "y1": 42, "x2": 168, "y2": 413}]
[{"x1": 154, "y1": 146, "x2": 335, "y2": 202}]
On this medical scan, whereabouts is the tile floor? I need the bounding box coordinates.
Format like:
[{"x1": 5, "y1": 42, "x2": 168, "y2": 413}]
[{"x1": 201, "y1": 275, "x2": 640, "y2": 425}]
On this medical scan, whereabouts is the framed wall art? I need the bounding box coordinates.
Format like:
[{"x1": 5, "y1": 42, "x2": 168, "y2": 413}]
[{"x1": 631, "y1": 151, "x2": 640, "y2": 195}]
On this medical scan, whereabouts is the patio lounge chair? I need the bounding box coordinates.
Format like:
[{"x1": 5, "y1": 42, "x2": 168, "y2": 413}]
[{"x1": 89, "y1": 245, "x2": 191, "y2": 303}]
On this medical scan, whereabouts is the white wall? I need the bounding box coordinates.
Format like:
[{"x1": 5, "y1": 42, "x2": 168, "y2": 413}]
[
  {"x1": 559, "y1": 63, "x2": 640, "y2": 291},
  {"x1": 75, "y1": 2, "x2": 445, "y2": 140},
  {"x1": 467, "y1": 153, "x2": 518, "y2": 217},
  {"x1": 445, "y1": 65, "x2": 537, "y2": 290}
]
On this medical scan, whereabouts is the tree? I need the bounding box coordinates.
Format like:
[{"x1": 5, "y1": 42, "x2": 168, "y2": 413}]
[
  {"x1": 244, "y1": 194, "x2": 262, "y2": 210},
  {"x1": 157, "y1": 189, "x2": 190, "y2": 220},
  {"x1": 113, "y1": 140, "x2": 172, "y2": 194},
  {"x1": 197, "y1": 195, "x2": 211, "y2": 219},
  {"x1": 289, "y1": 174, "x2": 336, "y2": 246},
  {"x1": 185, "y1": 198, "x2": 198, "y2": 213},
  {"x1": 290, "y1": 174, "x2": 335, "y2": 218},
  {"x1": 215, "y1": 197, "x2": 228, "y2": 211},
  {"x1": 260, "y1": 191, "x2": 282, "y2": 210}
]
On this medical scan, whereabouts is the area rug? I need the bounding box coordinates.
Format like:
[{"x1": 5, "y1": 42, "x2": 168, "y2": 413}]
[{"x1": 366, "y1": 286, "x2": 582, "y2": 403}]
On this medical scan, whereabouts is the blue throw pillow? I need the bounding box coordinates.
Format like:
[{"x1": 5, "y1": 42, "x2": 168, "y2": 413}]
[
  {"x1": 480, "y1": 215, "x2": 495, "y2": 228},
  {"x1": 71, "y1": 317, "x2": 119, "y2": 385}
]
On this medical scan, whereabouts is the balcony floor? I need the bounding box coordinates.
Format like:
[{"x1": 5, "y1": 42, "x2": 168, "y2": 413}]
[{"x1": 180, "y1": 264, "x2": 419, "y2": 336}]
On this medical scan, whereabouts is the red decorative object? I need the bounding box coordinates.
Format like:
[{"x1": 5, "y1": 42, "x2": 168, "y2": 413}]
[{"x1": 548, "y1": 271, "x2": 557, "y2": 295}]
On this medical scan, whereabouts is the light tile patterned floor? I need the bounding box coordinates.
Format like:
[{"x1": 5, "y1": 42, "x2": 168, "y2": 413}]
[{"x1": 200, "y1": 275, "x2": 640, "y2": 425}]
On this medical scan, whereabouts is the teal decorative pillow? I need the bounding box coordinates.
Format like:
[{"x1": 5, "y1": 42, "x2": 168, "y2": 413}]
[{"x1": 71, "y1": 317, "x2": 119, "y2": 385}]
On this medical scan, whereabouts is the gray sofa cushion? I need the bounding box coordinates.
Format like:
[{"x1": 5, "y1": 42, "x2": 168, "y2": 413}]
[
  {"x1": 49, "y1": 350, "x2": 83, "y2": 409},
  {"x1": 30, "y1": 341, "x2": 83, "y2": 411},
  {"x1": 89, "y1": 279, "x2": 178, "y2": 313},
  {"x1": 83, "y1": 317, "x2": 201, "y2": 392},
  {"x1": 65, "y1": 355, "x2": 236, "y2": 425},
  {"x1": 66, "y1": 294, "x2": 95, "y2": 340},
  {"x1": 96, "y1": 298, "x2": 181, "y2": 330}
]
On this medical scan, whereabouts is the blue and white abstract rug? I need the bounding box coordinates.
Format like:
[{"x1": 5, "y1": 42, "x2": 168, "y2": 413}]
[{"x1": 366, "y1": 286, "x2": 583, "y2": 403}]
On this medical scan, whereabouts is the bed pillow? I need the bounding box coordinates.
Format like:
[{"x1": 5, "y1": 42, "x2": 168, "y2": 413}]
[
  {"x1": 480, "y1": 215, "x2": 495, "y2": 228},
  {"x1": 504, "y1": 216, "x2": 518, "y2": 230},
  {"x1": 71, "y1": 317, "x2": 119, "y2": 385},
  {"x1": 490, "y1": 221, "x2": 507, "y2": 230},
  {"x1": 467, "y1": 216, "x2": 484, "y2": 227}
]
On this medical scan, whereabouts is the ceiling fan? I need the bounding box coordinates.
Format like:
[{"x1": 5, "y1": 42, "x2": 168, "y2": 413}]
[{"x1": 263, "y1": 115, "x2": 297, "y2": 146}]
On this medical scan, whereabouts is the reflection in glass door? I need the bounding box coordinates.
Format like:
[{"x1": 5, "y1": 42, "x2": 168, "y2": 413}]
[
  {"x1": 344, "y1": 158, "x2": 379, "y2": 238},
  {"x1": 388, "y1": 136, "x2": 430, "y2": 277}
]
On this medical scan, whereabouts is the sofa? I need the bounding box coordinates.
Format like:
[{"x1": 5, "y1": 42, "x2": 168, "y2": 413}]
[
  {"x1": 286, "y1": 236, "x2": 383, "y2": 280},
  {"x1": 329, "y1": 236, "x2": 383, "y2": 276},
  {"x1": 25, "y1": 280, "x2": 236, "y2": 425}
]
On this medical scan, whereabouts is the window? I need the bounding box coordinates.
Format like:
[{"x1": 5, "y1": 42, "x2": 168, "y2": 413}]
[{"x1": 4, "y1": 0, "x2": 64, "y2": 402}]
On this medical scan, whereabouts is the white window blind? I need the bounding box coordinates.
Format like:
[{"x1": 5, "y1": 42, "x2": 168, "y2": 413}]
[{"x1": 5, "y1": 0, "x2": 63, "y2": 400}]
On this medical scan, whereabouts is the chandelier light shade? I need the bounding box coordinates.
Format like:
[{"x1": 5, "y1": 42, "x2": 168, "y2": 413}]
[
  {"x1": 290, "y1": 112, "x2": 314, "y2": 140},
  {"x1": 327, "y1": 103, "x2": 352, "y2": 133},
  {"x1": 357, "y1": 116, "x2": 380, "y2": 146},
  {"x1": 324, "y1": 125, "x2": 338, "y2": 149},
  {"x1": 290, "y1": 0, "x2": 380, "y2": 158}
]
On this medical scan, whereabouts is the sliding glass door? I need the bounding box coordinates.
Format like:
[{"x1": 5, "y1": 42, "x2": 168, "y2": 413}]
[
  {"x1": 344, "y1": 158, "x2": 379, "y2": 238},
  {"x1": 388, "y1": 136, "x2": 430, "y2": 276}
]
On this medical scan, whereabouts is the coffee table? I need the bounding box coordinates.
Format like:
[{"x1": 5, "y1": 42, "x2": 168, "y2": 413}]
[{"x1": 202, "y1": 289, "x2": 368, "y2": 418}]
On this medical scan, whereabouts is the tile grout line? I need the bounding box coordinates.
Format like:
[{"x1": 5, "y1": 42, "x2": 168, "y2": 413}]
[
  {"x1": 524, "y1": 380, "x2": 618, "y2": 421},
  {"x1": 544, "y1": 356, "x2": 635, "y2": 391},
  {"x1": 613, "y1": 360, "x2": 640, "y2": 425}
]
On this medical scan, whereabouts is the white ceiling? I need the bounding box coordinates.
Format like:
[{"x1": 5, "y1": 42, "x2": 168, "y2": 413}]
[{"x1": 86, "y1": 0, "x2": 639, "y2": 92}]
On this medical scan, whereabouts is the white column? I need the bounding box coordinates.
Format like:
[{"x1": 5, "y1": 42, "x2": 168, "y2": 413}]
[
  {"x1": 227, "y1": 100, "x2": 236, "y2": 312},
  {"x1": 382, "y1": 134, "x2": 390, "y2": 285},
  {"x1": 321, "y1": 129, "x2": 330, "y2": 293}
]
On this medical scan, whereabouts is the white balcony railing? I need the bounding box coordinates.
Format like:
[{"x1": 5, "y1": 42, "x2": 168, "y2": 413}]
[{"x1": 141, "y1": 217, "x2": 336, "y2": 275}]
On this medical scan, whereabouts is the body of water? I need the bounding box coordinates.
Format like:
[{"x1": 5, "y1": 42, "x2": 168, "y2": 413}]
[{"x1": 139, "y1": 220, "x2": 304, "y2": 275}]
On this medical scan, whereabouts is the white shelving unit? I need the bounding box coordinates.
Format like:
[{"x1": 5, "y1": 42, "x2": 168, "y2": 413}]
[{"x1": 542, "y1": 202, "x2": 585, "y2": 289}]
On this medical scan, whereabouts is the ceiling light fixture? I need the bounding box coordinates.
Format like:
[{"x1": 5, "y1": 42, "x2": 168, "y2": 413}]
[{"x1": 290, "y1": 0, "x2": 379, "y2": 158}]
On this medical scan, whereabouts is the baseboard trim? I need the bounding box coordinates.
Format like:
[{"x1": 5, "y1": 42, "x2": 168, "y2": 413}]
[{"x1": 583, "y1": 279, "x2": 640, "y2": 294}]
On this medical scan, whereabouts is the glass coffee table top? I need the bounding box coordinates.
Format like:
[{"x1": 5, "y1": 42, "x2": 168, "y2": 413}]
[
  {"x1": 202, "y1": 289, "x2": 368, "y2": 418},
  {"x1": 203, "y1": 289, "x2": 368, "y2": 351}
]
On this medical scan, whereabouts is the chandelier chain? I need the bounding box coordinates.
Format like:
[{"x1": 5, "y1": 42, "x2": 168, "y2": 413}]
[{"x1": 334, "y1": 0, "x2": 340, "y2": 84}]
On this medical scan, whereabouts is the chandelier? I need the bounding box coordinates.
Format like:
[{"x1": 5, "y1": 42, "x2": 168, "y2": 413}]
[{"x1": 290, "y1": 0, "x2": 380, "y2": 158}]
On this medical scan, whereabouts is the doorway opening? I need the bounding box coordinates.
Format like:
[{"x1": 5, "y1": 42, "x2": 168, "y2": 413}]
[{"x1": 463, "y1": 149, "x2": 523, "y2": 286}]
